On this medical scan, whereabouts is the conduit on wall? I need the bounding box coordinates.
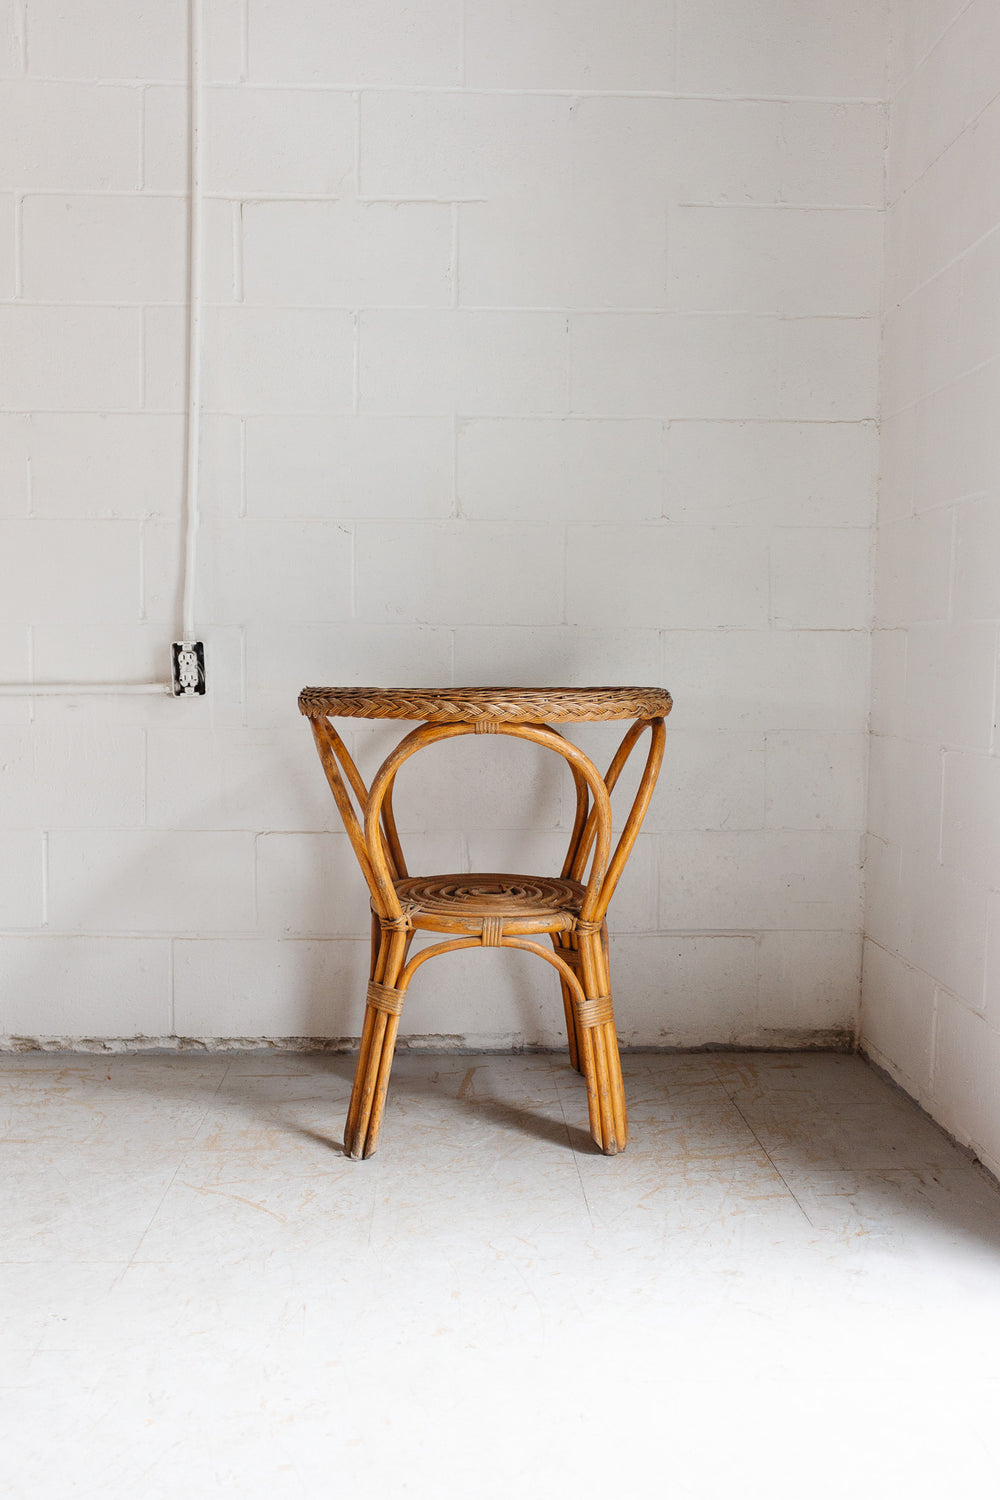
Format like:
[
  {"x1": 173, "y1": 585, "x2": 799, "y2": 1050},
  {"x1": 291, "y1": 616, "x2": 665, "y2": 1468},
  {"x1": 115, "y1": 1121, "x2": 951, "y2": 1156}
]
[
  {"x1": 0, "y1": 0, "x2": 205, "y2": 699},
  {"x1": 182, "y1": 0, "x2": 203, "y2": 650}
]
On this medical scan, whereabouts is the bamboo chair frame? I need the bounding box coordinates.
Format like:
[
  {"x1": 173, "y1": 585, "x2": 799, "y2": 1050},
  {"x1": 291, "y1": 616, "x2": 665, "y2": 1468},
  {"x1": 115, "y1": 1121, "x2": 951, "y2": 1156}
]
[{"x1": 299, "y1": 687, "x2": 671, "y2": 1160}]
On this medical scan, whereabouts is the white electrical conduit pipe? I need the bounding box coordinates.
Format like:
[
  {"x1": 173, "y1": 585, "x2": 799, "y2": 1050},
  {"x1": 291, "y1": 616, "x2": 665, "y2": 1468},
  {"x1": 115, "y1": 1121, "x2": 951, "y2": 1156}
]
[
  {"x1": 0, "y1": 0, "x2": 204, "y2": 699},
  {"x1": 0, "y1": 683, "x2": 171, "y2": 697},
  {"x1": 181, "y1": 0, "x2": 203, "y2": 648}
]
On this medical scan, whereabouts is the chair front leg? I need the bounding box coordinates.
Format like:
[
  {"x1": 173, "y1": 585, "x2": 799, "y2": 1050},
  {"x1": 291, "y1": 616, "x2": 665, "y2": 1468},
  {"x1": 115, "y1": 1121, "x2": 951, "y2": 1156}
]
[
  {"x1": 344, "y1": 924, "x2": 409, "y2": 1160},
  {"x1": 552, "y1": 933, "x2": 583, "y2": 1072},
  {"x1": 574, "y1": 925, "x2": 627, "y2": 1155}
]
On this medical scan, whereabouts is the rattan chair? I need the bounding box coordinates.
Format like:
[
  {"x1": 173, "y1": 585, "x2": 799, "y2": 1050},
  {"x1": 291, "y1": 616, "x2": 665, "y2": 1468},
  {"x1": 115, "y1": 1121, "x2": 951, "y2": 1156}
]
[{"x1": 299, "y1": 687, "x2": 672, "y2": 1159}]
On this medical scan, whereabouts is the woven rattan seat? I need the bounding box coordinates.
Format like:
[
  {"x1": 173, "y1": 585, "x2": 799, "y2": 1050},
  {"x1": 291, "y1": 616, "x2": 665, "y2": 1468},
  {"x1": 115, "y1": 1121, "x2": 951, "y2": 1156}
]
[
  {"x1": 393, "y1": 873, "x2": 585, "y2": 936},
  {"x1": 298, "y1": 685, "x2": 672, "y2": 724},
  {"x1": 302, "y1": 685, "x2": 672, "y2": 1159}
]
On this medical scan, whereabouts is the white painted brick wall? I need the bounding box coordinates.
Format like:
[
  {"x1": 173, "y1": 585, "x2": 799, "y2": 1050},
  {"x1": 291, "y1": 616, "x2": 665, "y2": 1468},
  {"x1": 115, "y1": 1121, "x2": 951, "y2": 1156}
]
[
  {"x1": 26, "y1": 0, "x2": 190, "y2": 81},
  {"x1": 246, "y1": 416, "x2": 453, "y2": 521},
  {"x1": 458, "y1": 419, "x2": 662, "y2": 524},
  {"x1": 244, "y1": 622, "x2": 454, "y2": 730},
  {"x1": 15, "y1": 414, "x2": 188, "y2": 518},
  {"x1": 0, "y1": 194, "x2": 14, "y2": 298},
  {"x1": 0, "y1": 519, "x2": 141, "y2": 622},
  {"x1": 243, "y1": 201, "x2": 453, "y2": 309},
  {"x1": 0, "y1": 726, "x2": 145, "y2": 827},
  {"x1": 756, "y1": 930, "x2": 862, "y2": 1035},
  {"x1": 144, "y1": 86, "x2": 355, "y2": 195},
  {"x1": 144, "y1": 306, "x2": 356, "y2": 413},
  {"x1": 206, "y1": 520, "x2": 354, "y2": 625},
  {"x1": 569, "y1": 314, "x2": 879, "y2": 421},
  {"x1": 464, "y1": 1, "x2": 675, "y2": 92},
  {"x1": 668, "y1": 208, "x2": 882, "y2": 319},
  {"x1": 764, "y1": 733, "x2": 868, "y2": 832},
  {"x1": 566, "y1": 524, "x2": 769, "y2": 630},
  {"x1": 658, "y1": 831, "x2": 863, "y2": 934},
  {"x1": 359, "y1": 311, "x2": 569, "y2": 417},
  {"x1": 611, "y1": 934, "x2": 758, "y2": 1047},
  {"x1": 22, "y1": 195, "x2": 187, "y2": 302},
  {"x1": 662, "y1": 630, "x2": 869, "y2": 733},
  {"x1": 674, "y1": 0, "x2": 888, "y2": 97},
  {"x1": 1, "y1": 81, "x2": 141, "y2": 189},
  {"x1": 1, "y1": 0, "x2": 885, "y2": 1055},
  {"x1": 862, "y1": 0, "x2": 1000, "y2": 1176},
  {"x1": 0, "y1": 307, "x2": 141, "y2": 408},
  {"x1": 770, "y1": 528, "x2": 872, "y2": 632},
  {"x1": 0, "y1": 935, "x2": 170, "y2": 1036},
  {"x1": 144, "y1": 727, "x2": 338, "y2": 833},
  {"x1": 246, "y1": 0, "x2": 463, "y2": 87},
  {"x1": 356, "y1": 522, "x2": 565, "y2": 626},
  {"x1": 450, "y1": 626, "x2": 662, "y2": 693},
  {"x1": 47, "y1": 831, "x2": 257, "y2": 934},
  {"x1": 0, "y1": 834, "x2": 45, "y2": 928},
  {"x1": 644, "y1": 732, "x2": 765, "y2": 833},
  {"x1": 172, "y1": 937, "x2": 371, "y2": 1037}
]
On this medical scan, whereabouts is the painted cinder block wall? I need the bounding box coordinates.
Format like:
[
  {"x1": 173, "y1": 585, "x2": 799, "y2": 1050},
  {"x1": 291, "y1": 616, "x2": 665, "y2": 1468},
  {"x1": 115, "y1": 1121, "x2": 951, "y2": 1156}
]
[
  {"x1": 862, "y1": 0, "x2": 1000, "y2": 1177},
  {"x1": 0, "y1": 1, "x2": 885, "y2": 1049}
]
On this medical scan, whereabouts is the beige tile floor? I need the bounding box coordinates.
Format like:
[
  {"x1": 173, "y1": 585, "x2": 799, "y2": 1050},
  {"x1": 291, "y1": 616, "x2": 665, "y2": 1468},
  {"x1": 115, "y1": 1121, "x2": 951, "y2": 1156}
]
[{"x1": 2, "y1": 1049, "x2": 1000, "y2": 1499}]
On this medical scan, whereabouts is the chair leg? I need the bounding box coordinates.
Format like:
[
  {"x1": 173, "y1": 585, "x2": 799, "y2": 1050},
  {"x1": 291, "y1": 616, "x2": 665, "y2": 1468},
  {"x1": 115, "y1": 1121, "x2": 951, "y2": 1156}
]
[
  {"x1": 575, "y1": 930, "x2": 628, "y2": 1156},
  {"x1": 344, "y1": 928, "x2": 408, "y2": 1160},
  {"x1": 368, "y1": 912, "x2": 380, "y2": 979},
  {"x1": 562, "y1": 976, "x2": 582, "y2": 1073},
  {"x1": 552, "y1": 935, "x2": 583, "y2": 1072}
]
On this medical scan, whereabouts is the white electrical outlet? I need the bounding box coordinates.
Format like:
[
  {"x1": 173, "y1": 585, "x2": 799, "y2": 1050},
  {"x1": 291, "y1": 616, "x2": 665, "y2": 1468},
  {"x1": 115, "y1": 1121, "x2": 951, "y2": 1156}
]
[{"x1": 172, "y1": 642, "x2": 206, "y2": 696}]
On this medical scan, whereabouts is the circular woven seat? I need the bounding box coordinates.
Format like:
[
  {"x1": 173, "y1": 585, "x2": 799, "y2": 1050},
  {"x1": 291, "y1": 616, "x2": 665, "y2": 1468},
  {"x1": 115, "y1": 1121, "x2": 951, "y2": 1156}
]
[
  {"x1": 393, "y1": 872, "x2": 586, "y2": 935},
  {"x1": 299, "y1": 685, "x2": 672, "y2": 724}
]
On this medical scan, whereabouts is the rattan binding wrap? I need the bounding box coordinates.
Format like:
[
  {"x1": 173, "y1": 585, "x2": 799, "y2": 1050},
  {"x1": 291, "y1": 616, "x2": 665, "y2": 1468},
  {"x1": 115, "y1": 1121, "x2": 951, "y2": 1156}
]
[
  {"x1": 480, "y1": 915, "x2": 504, "y2": 946},
  {"x1": 575, "y1": 994, "x2": 615, "y2": 1028},
  {"x1": 366, "y1": 980, "x2": 405, "y2": 1016},
  {"x1": 298, "y1": 686, "x2": 673, "y2": 724}
]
